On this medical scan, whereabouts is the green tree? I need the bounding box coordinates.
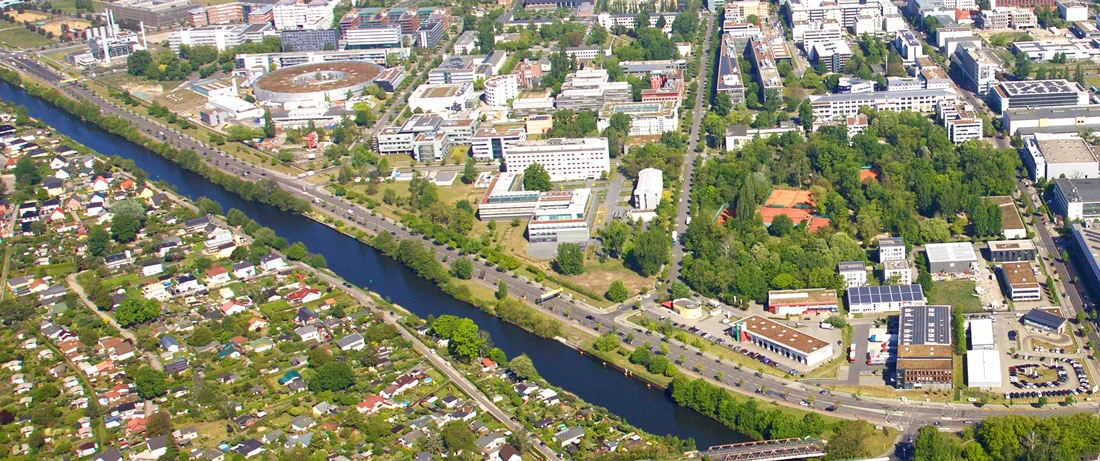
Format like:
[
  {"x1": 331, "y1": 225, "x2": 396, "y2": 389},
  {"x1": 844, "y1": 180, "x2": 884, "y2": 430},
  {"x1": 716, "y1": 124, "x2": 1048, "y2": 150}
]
[
  {"x1": 554, "y1": 243, "x2": 584, "y2": 275},
  {"x1": 116, "y1": 296, "x2": 160, "y2": 327},
  {"x1": 606, "y1": 280, "x2": 629, "y2": 302},
  {"x1": 599, "y1": 219, "x2": 632, "y2": 258},
  {"x1": 594, "y1": 333, "x2": 620, "y2": 352},
  {"x1": 914, "y1": 425, "x2": 961, "y2": 461},
  {"x1": 110, "y1": 213, "x2": 141, "y2": 243},
  {"x1": 496, "y1": 280, "x2": 508, "y2": 300},
  {"x1": 146, "y1": 411, "x2": 172, "y2": 437},
  {"x1": 441, "y1": 421, "x2": 476, "y2": 455},
  {"x1": 450, "y1": 257, "x2": 473, "y2": 280},
  {"x1": 798, "y1": 99, "x2": 814, "y2": 133},
  {"x1": 671, "y1": 281, "x2": 691, "y2": 299},
  {"x1": 509, "y1": 354, "x2": 539, "y2": 380},
  {"x1": 86, "y1": 226, "x2": 111, "y2": 257},
  {"x1": 631, "y1": 227, "x2": 670, "y2": 276},
  {"x1": 262, "y1": 108, "x2": 276, "y2": 138},
  {"x1": 461, "y1": 157, "x2": 477, "y2": 184},
  {"x1": 1015, "y1": 52, "x2": 1032, "y2": 79},
  {"x1": 309, "y1": 361, "x2": 354, "y2": 392},
  {"x1": 134, "y1": 366, "x2": 168, "y2": 399},
  {"x1": 285, "y1": 242, "x2": 308, "y2": 260},
  {"x1": 13, "y1": 156, "x2": 40, "y2": 188},
  {"x1": 523, "y1": 163, "x2": 552, "y2": 191}
]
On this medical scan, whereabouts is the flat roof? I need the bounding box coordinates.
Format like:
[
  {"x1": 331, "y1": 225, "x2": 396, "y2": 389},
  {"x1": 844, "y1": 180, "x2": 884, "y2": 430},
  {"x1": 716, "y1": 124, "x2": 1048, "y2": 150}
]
[
  {"x1": 899, "y1": 305, "x2": 951, "y2": 346},
  {"x1": 988, "y1": 239, "x2": 1036, "y2": 252},
  {"x1": 1023, "y1": 308, "x2": 1067, "y2": 329},
  {"x1": 1072, "y1": 223, "x2": 1100, "y2": 277},
  {"x1": 1055, "y1": 177, "x2": 1100, "y2": 203},
  {"x1": 838, "y1": 261, "x2": 865, "y2": 272},
  {"x1": 1005, "y1": 104, "x2": 1100, "y2": 120},
  {"x1": 969, "y1": 318, "x2": 994, "y2": 346},
  {"x1": 996, "y1": 79, "x2": 1083, "y2": 97},
  {"x1": 896, "y1": 344, "x2": 953, "y2": 360},
  {"x1": 986, "y1": 196, "x2": 1025, "y2": 232},
  {"x1": 1001, "y1": 262, "x2": 1039, "y2": 287},
  {"x1": 736, "y1": 315, "x2": 830, "y2": 354},
  {"x1": 1035, "y1": 137, "x2": 1098, "y2": 164},
  {"x1": 767, "y1": 288, "x2": 839, "y2": 307},
  {"x1": 925, "y1": 242, "x2": 977, "y2": 263},
  {"x1": 847, "y1": 284, "x2": 925, "y2": 305},
  {"x1": 966, "y1": 349, "x2": 1002, "y2": 386},
  {"x1": 879, "y1": 237, "x2": 905, "y2": 248},
  {"x1": 884, "y1": 259, "x2": 909, "y2": 270}
]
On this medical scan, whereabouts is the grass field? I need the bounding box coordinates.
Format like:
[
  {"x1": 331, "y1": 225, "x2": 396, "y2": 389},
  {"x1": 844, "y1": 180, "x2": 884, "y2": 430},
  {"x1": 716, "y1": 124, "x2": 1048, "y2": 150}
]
[
  {"x1": 0, "y1": 26, "x2": 55, "y2": 49},
  {"x1": 929, "y1": 280, "x2": 983, "y2": 313}
]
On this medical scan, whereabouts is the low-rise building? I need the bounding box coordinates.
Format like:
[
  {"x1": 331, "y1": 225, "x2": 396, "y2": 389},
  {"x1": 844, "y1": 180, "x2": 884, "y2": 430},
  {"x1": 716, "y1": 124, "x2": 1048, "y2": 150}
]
[
  {"x1": 1021, "y1": 308, "x2": 1067, "y2": 333},
  {"x1": 968, "y1": 318, "x2": 995, "y2": 350},
  {"x1": 938, "y1": 101, "x2": 983, "y2": 144},
  {"x1": 597, "y1": 101, "x2": 679, "y2": 136},
  {"x1": 925, "y1": 242, "x2": 978, "y2": 274},
  {"x1": 987, "y1": 239, "x2": 1037, "y2": 262},
  {"x1": 991, "y1": 79, "x2": 1090, "y2": 114},
  {"x1": 999, "y1": 261, "x2": 1042, "y2": 301},
  {"x1": 895, "y1": 305, "x2": 954, "y2": 390},
  {"x1": 1071, "y1": 222, "x2": 1100, "y2": 287},
  {"x1": 407, "y1": 82, "x2": 475, "y2": 114},
  {"x1": 1052, "y1": 177, "x2": 1100, "y2": 221},
  {"x1": 883, "y1": 259, "x2": 913, "y2": 285},
  {"x1": 966, "y1": 349, "x2": 1003, "y2": 389},
  {"x1": 766, "y1": 289, "x2": 840, "y2": 316},
  {"x1": 527, "y1": 188, "x2": 592, "y2": 244},
  {"x1": 1022, "y1": 134, "x2": 1099, "y2": 180},
  {"x1": 471, "y1": 126, "x2": 526, "y2": 161},
  {"x1": 879, "y1": 237, "x2": 907, "y2": 263},
  {"x1": 847, "y1": 284, "x2": 926, "y2": 314},
  {"x1": 730, "y1": 315, "x2": 834, "y2": 366},
  {"x1": 838, "y1": 261, "x2": 867, "y2": 288},
  {"x1": 632, "y1": 168, "x2": 662, "y2": 211}
]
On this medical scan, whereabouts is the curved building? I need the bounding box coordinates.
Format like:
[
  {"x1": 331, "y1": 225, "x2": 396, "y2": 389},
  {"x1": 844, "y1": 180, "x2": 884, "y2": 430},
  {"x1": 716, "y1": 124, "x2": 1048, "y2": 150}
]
[
  {"x1": 253, "y1": 61, "x2": 383, "y2": 105},
  {"x1": 483, "y1": 74, "x2": 518, "y2": 109}
]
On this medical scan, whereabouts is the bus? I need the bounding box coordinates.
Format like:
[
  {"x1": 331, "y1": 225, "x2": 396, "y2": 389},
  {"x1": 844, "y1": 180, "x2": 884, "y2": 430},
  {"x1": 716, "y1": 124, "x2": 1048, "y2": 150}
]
[{"x1": 538, "y1": 288, "x2": 563, "y2": 304}]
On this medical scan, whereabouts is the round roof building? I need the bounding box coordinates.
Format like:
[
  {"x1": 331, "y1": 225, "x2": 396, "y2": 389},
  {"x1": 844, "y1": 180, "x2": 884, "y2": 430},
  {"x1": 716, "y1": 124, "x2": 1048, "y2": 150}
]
[{"x1": 253, "y1": 62, "x2": 383, "y2": 105}]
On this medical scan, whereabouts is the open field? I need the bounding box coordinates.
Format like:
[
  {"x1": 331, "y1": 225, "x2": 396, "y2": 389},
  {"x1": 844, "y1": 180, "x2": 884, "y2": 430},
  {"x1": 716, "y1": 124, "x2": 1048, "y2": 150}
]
[
  {"x1": 41, "y1": 18, "x2": 91, "y2": 36},
  {"x1": 929, "y1": 280, "x2": 983, "y2": 313},
  {"x1": 0, "y1": 26, "x2": 55, "y2": 49},
  {"x1": 9, "y1": 11, "x2": 49, "y2": 22}
]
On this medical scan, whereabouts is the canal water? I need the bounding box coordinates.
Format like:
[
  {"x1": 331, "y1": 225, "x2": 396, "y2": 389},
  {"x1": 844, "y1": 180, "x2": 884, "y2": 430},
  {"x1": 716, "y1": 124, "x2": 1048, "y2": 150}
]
[{"x1": 0, "y1": 81, "x2": 747, "y2": 447}]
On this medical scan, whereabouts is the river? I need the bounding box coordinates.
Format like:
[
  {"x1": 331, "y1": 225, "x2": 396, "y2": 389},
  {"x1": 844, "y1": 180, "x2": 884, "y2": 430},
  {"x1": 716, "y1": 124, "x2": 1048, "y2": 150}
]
[{"x1": 0, "y1": 81, "x2": 747, "y2": 447}]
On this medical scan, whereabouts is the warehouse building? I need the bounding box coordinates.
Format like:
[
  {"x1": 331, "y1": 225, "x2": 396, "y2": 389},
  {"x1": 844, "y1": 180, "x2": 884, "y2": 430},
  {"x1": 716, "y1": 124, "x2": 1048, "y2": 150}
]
[
  {"x1": 966, "y1": 349, "x2": 1003, "y2": 389},
  {"x1": 990, "y1": 79, "x2": 1090, "y2": 114},
  {"x1": 1071, "y1": 222, "x2": 1100, "y2": 287},
  {"x1": 968, "y1": 318, "x2": 995, "y2": 350},
  {"x1": 1052, "y1": 177, "x2": 1100, "y2": 221},
  {"x1": 729, "y1": 315, "x2": 834, "y2": 367},
  {"x1": 766, "y1": 289, "x2": 840, "y2": 316},
  {"x1": 987, "y1": 240, "x2": 1037, "y2": 263},
  {"x1": 895, "y1": 305, "x2": 954, "y2": 390},
  {"x1": 1022, "y1": 308, "x2": 1067, "y2": 333},
  {"x1": 925, "y1": 242, "x2": 978, "y2": 274},
  {"x1": 1004, "y1": 105, "x2": 1100, "y2": 136},
  {"x1": 633, "y1": 168, "x2": 662, "y2": 211},
  {"x1": 838, "y1": 261, "x2": 867, "y2": 288},
  {"x1": 1022, "y1": 134, "x2": 1100, "y2": 180},
  {"x1": 847, "y1": 284, "x2": 926, "y2": 314},
  {"x1": 879, "y1": 237, "x2": 907, "y2": 263}
]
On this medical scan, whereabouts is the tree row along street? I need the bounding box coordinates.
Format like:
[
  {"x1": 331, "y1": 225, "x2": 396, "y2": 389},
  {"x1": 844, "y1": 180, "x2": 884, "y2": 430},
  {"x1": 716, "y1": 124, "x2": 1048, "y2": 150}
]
[{"x1": 1, "y1": 33, "x2": 1096, "y2": 444}]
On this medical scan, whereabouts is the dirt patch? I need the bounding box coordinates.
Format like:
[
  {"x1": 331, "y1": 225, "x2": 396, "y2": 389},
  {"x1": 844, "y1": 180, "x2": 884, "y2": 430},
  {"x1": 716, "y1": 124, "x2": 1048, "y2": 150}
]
[
  {"x1": 10, "y1": 11, "x2": 49, "y2": 22},
  {"x1": 560, "y1": 260, "x2": 653, "y2": 299},
  {"x1": 41, "y1": 18, "x2": 90, "y2": 36}
]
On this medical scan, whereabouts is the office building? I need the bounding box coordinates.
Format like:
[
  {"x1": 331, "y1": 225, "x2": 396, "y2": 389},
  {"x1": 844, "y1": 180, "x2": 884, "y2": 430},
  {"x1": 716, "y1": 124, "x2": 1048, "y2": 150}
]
[
  {"x1": 503, "y1": 138, "x2": 610, "y2": 182},
  {"x1": 1070, "y1": 222, "x2": 1100, "y2": 287},
  {"x1": 453, "y1": 30, "x2": 477, "y2": 54},
  {"x1": 596, "y1": 12, "x2": 680, "y2": 31},
  {"x1": 792, "y1": 19, "x2": 843, "y2": 46},
  {"x1": 477, "y1": 172, "x2": 542, "y2": 220},
  {"x1": 471, "y1": 126, "x2": 526, "y2": 161},
  {"x1": 633, "y1": 168, "x2": 662, "y2": 211},
  {"x1": 273, "y1": 0, "x2": 337, "y2": 30},
  {"x1": 555, "y1": 69, "x2": 632, "y2": 111},
  {"x1": 1022, "y1": 308, "x2": 1067, "y2": 333},
  {"x1": 1022, "y1": 134, "x2": 1099, "y2": 180},
  {"x1": 107, "y1": 0, "x2": 194, "y2": 28},
  {"x1": 722, "y1": 1, "x2": 770, "y2": 23},
  {"x1": 968, "y1": 318, "x2": 995, "y2": 350},
  {"x1": 809, "y1": 40, "x2": 852, "y2": 73},
  {"x1": 938, "y1": 101, "x2": 983, "y2": 144},
  {"x1": 641, "y1": 71, "x2": 684, "y2": 104},
  {"x1": 597, "y1": 101, "x2": 679, "y2": 136},
  {"x1": 1052, "y1": 177, "x2": 1100, "y2": 221},
  {"x1": 987, "y1": 240, "x2": 1037, "y2": 263},
  {"x1": 966, "y1": 350, "x2": 1003, "y2": 389},
  {"x1": 883, "y1": 259, "x2": 913, "y2": 285},
  {"x1": 1004, "y1": 105, "x2": 1100, "y2": 136},
  {"x1": 846, "y1": 284, "x2": 926, "y2": 314},
  {"x1": 344, "y1": 24, "x2": 403, "y2": 49},
  {"x1": 809, "y1": 89, "x2": 958, "y2": 120},
  {"x1": 716, "y1": 36, "x2": 747, "y2": 104},
  {"x1": 527, "y1": 188, "x2": 593, "y2": 244},
  {"x1": 168, "y1": 25, "x2": 246, "y2": 52},
  {"x1": 748, "y1": 37, "x2": 783, "y2": 102},
  {"x1": 407, "y1": 82, "x2": 474, "y2": 113},
  {"x1": 724, "y1": 124, "x2": 804, "y2": 149},
  {"x1": 416, "y1": 15, "x2": 446, "y2": 48},
  {"x1": 1058, "y1": 0, "x2": 1088, "y2": 21},
  {"x1": 991, "y1": 79, "x2": 1090, "y2": 114},
  {"x1": 887, "y1": 77, "x2": 923, "y2": 92},
  {"x1": 374, "y1": 66, "x2": 406, "y2": 92},
  {"x1": 953, "y1": 46, "x2": 1003, "y2": 95},
  {"x1": 235, "y1": 48, "x2": 409, "y2": 70},
  {"x1": 619, "y1": 60, "x2": 685, "y2": 77},
  {"x1": 280, "y1": 29, "x2": 338, "y2": 51},
  {"x1": 895, "y1": 305, "x2": 954, "y2": 390},
  {"x1": 767, "y1": 289, "x2": 840, "y2": 316},
  {"x1": 428, "y1": 53, "x2": 505, "y2": 84},
  {"x1": 730, "y1": 315, "x2": 834, "y2": 367},
  {"x1": 1013, "y1": 39, "x2": 1100, "y2": 61},
  {"x1": 188, "y1": 3, "x2": 244, "y2": 26},
  {"x1": 484, "y1": 74, "x2": 518, "y2": 109},
  {"x1": 373, "y1": 114, "x2": 471, "y2": 161},
  {"x1": 919, "y1": 66, "x2": 952, "y2": 89},
  {"x1": 879, "y1": 237, "x2": 907, "y2": 263},
  {"x1": 925, "y1": 242, "x2": 978, "y2": 274},
  {"x1": 838, "y1": 261, "x2": 867, "y2": 288},
  {"x1": 894, "y1": 29, "x2": 924, "y2": 63},
  {"x1": 999, "y1": 261, "x2": 1042, "y2": 301}
]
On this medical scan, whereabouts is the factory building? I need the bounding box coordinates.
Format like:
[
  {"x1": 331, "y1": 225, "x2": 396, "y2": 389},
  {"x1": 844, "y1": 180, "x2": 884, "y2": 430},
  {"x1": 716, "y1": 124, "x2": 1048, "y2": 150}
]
[
  {"x1": 846, "y1": 284, "x2": 926, "y2": 314},
  {"x1": 730, "y1": 315, "x2": 834, "y2": 367},
  {"x1": 999, "y1": 262, "x2": 1042, "y2": 301},
  {"x1": 924, "y1": 242, "x2": 978, "y2": 274}
]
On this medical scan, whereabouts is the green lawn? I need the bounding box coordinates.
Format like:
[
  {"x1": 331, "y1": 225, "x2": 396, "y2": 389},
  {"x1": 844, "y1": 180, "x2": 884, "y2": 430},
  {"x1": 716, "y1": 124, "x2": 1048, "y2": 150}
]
[
  {"x1": 928, "y1": 280, "x2": 983, "y2": 313},
  {"x1": 0, "y1": 27, "x2": 55, "y2": 49}
]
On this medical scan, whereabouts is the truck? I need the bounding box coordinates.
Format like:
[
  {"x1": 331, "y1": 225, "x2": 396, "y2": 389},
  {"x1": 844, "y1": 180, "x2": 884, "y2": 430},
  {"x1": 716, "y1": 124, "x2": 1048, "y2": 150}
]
[
  {"x1": 686, "y1": 217, "x2": 692, "y2": 225},
  {"x1": 671, "y1": 231, "x2": 679, "y2": 244},
  {"x1": 848, "y1": 344, "x2": 856, "y2": 363}
]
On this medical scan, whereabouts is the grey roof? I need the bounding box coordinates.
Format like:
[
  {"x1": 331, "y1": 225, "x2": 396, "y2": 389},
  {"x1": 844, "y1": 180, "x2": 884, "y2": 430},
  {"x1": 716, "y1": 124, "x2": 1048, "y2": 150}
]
[
  {"x1": 879, "y1": 237, "x2": 905, "y2": 247},
  {"x1": 899, "y1": 305, "x2": 951, "y2": 346},
  {"x1": 925, "y1": 242, "x2": 977, "y2": 263},
  {"x1": 1023, "y1": 308, "x2": 1067, "y2": 330},
  {"x1": 838, "y1": 261, "x2": 865, "y2": 272},
  {"x1": 334, "y1": 333, "x2": 364, "y2": 349},
  {"x1": 847, "y1": 284, "x2": 925, "y2": 305},
  {"x1": 555, "y1": 426, "x2": 585, "y2": 441},
  {"x1": 1055, "y1": 177, "x2": 1100, "y2": 203}
]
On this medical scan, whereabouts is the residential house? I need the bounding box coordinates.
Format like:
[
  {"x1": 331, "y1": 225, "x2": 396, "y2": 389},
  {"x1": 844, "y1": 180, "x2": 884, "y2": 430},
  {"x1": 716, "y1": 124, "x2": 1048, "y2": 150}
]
[
  {"x1": 259, "y1": 253, "x2": 288, "y2": 272},
  {"x1": 141, "y1": 261, "x2": 164, "y2": 277},
  {"x1": 334, "y1": 333, "x2": 365, "y2": 351},
  {"x1": 233, "y1": 261, "x2": 256, "y2": 279},
  {"x1": 295, "y1": 325, "x2": 320, "y2": 342},
  {"x1": 205, "y1": 265, "x2": 231, "y2": 285}
]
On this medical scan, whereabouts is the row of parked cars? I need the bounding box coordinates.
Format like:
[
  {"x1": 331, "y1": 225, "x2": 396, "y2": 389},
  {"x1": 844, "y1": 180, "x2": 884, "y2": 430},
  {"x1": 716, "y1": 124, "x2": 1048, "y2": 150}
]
[{"x1": 1008, "y1": 364, "x2": 1068, "y2": 389}]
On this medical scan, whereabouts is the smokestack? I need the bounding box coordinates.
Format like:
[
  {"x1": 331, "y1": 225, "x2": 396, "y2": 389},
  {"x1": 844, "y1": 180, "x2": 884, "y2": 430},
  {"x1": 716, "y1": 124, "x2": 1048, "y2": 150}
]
[{"x1": 140, "y1": 21, "x2": 148, "y2": 48}]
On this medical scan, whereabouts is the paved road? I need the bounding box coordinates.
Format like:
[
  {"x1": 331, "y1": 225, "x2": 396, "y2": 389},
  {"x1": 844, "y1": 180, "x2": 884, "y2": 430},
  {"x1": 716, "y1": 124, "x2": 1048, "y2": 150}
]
[
  {"x1": 668, "y1": 11, "x2": 714, "y2": 286},
  {"x1": 8, "y1": 44, "x2": 1100, "y2": 451}
]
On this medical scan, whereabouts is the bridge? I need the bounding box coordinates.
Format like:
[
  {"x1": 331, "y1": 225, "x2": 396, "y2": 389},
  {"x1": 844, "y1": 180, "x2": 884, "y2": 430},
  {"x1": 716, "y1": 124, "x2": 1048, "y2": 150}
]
[{"x1": 704, "y1": 438, "x2": 826, "y2": 461}]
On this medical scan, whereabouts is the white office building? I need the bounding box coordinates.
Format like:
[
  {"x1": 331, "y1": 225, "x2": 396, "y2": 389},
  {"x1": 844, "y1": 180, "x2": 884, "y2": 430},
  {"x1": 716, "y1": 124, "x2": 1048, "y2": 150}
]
[
  {"x1": 407, "y1": 82, "x2": 474, "y2": 113},
  {"x1": 169, "y1": 25, "x2": 245, "y2": 52},
  {"x1": 503, "y1": 138, "x2": 610, "y2": 182},
  {"x1": 1053, "y1": 178, "x2": 1100, "y2": 221},
  {"x1": 1058, "y1": 0, "x2": 1089, "y2": 21},
  {"x1": 809, "y1": 89, "x2": 958, "y2": 121},
  {"x1": 273, "y1": 0, "x2": 337, "y2": 30},
  {"x1": 343, "y1": 24, "x2": 402, "y2": 49},
  {"x1": 633, "y1": 168, "x2": 663, "y2": 211},
  {"x1": 597, "y1": 101, "x2": 680, "y2": 136},
  {"x1": 470, "y1": 126, "x2": 526, "y2": 161},
  {"x1": 483, "y1": 74, "x2": 518, "y2": 109},
  {"x1": 527, "y1": 188, "x2": 593, "y2": 244},
  {"x1": 879, "y1": 237, "x2": 906, "y2": 263},
  {"x1": 938, "y1": 102, "x2": 984, "y2": 144},
  {"x1": 838, "y1": 261, "x2": 868, "y2": 288},
  {"x1": 883, "y1": 259, "x2": 913, "y2": 285},
  {"x1": 1022, "y1": 134, "x2": 1100, "y2": 180}
]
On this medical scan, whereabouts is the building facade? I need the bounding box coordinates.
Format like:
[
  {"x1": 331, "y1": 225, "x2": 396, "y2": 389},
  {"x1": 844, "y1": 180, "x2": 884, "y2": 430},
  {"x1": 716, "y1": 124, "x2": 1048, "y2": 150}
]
[{"x1": 503, "y1": 138, "x2": 610, "y2": 182}]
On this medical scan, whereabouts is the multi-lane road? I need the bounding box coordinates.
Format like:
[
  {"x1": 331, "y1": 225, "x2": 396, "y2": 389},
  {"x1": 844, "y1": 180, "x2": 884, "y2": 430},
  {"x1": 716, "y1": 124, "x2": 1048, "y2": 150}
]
[{"x1": 6, "y1": 35, "x2": 1100, "y2": 455}]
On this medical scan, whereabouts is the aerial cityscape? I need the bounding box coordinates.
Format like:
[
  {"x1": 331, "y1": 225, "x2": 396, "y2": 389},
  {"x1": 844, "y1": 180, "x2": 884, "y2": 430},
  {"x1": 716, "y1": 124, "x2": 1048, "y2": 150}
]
[{"x1": 0, "y1": 0, "x2": 1097, "y2": 457}]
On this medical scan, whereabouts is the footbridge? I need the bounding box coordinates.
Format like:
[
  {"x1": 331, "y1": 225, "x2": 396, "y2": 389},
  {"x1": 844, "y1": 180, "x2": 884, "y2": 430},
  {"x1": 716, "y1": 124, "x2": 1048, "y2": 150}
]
[{"x1": 704, "y1": 437, "x2": 826, "y2": 461}]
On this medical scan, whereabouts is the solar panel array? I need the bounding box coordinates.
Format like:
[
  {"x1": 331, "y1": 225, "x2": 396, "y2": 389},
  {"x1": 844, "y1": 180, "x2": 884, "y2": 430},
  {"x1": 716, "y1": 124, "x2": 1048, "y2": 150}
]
[{"x1": 847, "y1": 284, "x2": 925, "y2": 306}]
